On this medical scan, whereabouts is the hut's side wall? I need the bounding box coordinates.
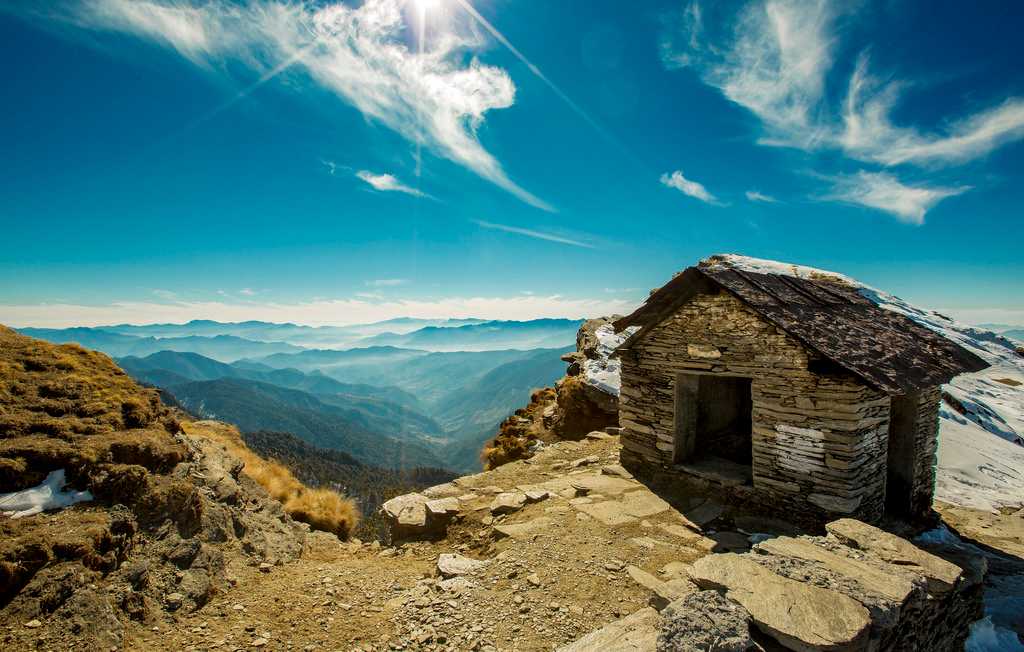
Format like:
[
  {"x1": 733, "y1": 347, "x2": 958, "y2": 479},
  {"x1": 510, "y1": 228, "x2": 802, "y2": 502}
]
[
  {"x1": 910, "y1": 386, "x2": 941, "y2": 518},
  {"x1": 619, "y1": 290, "x2": 889, "y2": 523}
]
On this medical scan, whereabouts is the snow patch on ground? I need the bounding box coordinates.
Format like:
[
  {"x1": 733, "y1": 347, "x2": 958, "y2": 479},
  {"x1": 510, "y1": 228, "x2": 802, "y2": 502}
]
[
  {"x1": 582, "y1": 324, "x2": 638, "y2": 396},
  {"x1": 916, "y1": 526, "x2": 1024, "y2": 652},
  {"x1": 704, "y1": 254, "x2": 1024, "y2": 512},
  {"x1": 0, "y1": 469, "x2": 94, "y2": 518}
]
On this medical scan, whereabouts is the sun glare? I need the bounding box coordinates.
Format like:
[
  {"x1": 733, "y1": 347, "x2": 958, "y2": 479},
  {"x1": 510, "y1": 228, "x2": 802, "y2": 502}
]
[{"x1": 415, "y1": 0, "x2": 440, "y2": 12}]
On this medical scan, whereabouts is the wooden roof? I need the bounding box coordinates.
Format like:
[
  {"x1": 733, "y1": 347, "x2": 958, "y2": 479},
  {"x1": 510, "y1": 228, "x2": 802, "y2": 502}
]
[{"x1": 614, "y1": 264, "x2": 989, "y2": 395}]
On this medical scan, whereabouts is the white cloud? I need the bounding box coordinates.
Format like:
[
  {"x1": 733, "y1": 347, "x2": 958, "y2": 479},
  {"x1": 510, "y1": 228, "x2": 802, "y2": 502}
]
[
  {"x1": 659, "y1": 170, "x2": 718, "y2": 204},
  {"x1": 68, "y1": 0, "x2": 552, "y2": 210},
  {"x1": 745, "y1": 189, "x2": 778, "y2": 203},
  {"x1": 239, "y1": 288, "x2": 256, "y2": 296},
  {"x1": 666, "y1": 1, "x2": 1024, "y2": 165},
  {"x1": 152, "y1": 289, "x2": 179, "y2": 301},
  {"x1": 474, "y1": 220, "x2": 596, "y2": 249},
  {"x1": 365, "y1": 279, "x2": 408, "y2": 287},
  {"x1": 667, "y1": 0, "x2": 837, "y2": 149},
  {"x1": 841, "y1": 55, "x2": 1024, "y2": 166},
  {"x1": 355, "y1": 170, "x2": 429, "y2": 198},
  {"x1": 825, "y1": 171, "x2": 969, "y2": 225},
  {"x1": 0, "y1": 295, "x2": 639, "y2": 329}
]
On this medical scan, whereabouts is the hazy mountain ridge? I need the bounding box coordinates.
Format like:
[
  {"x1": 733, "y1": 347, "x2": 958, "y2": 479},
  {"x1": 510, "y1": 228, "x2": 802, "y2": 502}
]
[
  {"x1": 164, "y1": 378, "x2": 446, "y2": 469},
  {"x1": 120, "y1": 346, "x2": 569, "y2": 472},
  {"x1": 19, "y1": 327, "x2": 303, "y2": 362},
  {"x1": 19, "y1": 317, "x2": 571, "y2": 355}
]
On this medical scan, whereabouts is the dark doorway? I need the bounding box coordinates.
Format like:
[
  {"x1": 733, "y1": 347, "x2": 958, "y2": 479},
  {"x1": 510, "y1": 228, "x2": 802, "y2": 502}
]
[
  {"x1": 886, "y1": 393, "x2": 920, "y2": 518},
  {"x1": 674, "y1": 373, "x2": 753, "y2": 465}
]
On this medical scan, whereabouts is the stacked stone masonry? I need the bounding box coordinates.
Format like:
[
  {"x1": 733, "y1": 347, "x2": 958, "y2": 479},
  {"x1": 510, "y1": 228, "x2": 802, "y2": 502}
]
[{"x1": 618, "y1": 290, "x2": 942, "y2": 524}]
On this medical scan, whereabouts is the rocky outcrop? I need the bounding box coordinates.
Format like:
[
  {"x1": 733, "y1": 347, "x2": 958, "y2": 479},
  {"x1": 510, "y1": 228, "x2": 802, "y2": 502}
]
[
  {"x1": 548, "y1": 318, "x2": 637, "y2": 440},
  {"x1": 381, "y1": 483, "x2": 464, "y2": 541},
  {"x1": 661, "y1": 518, "x2": 983, "y2": 652},
  {"x1": 0, "y1": 329, "x2": 312, "y2": 650}
]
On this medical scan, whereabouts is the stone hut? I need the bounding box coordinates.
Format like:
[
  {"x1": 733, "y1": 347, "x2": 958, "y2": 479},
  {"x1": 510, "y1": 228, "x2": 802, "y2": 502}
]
[{"x1": 613, "y1": 256, "x2": 989, "y2": 524}]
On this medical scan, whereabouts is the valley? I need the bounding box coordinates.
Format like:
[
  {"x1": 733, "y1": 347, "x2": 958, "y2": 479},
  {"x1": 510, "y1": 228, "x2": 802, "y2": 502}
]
[{"x1": 22, "y1": 319, "x2": 576, "y2": 474}]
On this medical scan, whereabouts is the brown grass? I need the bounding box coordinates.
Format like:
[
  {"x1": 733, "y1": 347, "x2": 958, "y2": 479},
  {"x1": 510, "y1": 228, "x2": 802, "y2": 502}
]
[
  {"x1": 481, "y1": 387, "x2": 555, "y2": 470},
  {"x1": 994, "y1": 377, "x2": 1022, "y2": 387},
  {"x1": 184, "y1": 421, "x2": 358, "y2": 539}
]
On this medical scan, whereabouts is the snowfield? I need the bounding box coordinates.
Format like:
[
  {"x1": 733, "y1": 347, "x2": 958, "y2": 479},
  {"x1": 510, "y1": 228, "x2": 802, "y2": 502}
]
[{"x1": 705, "y1": 254, "x2": 1024, "y2": 513}]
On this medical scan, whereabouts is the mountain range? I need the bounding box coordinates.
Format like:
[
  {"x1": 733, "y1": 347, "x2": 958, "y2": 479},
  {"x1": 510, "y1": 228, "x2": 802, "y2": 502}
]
[{"x1": 116, "y1": 346, "x2": 568, "y2": 472}]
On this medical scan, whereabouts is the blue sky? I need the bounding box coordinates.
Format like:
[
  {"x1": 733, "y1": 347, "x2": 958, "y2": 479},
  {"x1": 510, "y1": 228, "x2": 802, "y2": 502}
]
[{"x1": 1, "y1": 0, "x2": 1023, "y2": 327}]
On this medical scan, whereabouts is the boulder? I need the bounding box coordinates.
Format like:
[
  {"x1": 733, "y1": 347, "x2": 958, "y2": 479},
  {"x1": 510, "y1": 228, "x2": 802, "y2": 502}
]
[
  {"x1": 658, "y1": 590, "x2": 756, "y2": 652},
  {"x1": 382, "y1": 493, "x2": 455, "y2": 540},
  {"x1": 825, "y1": 519, "x2": 963, "y2": 595},
  {"x1": 689, "y1": 553, "x2": 872, "y2": 652},
  {"x1": 436, "y1": 553, "x2": 489, "y2": 578},
  {"x1": 756, "y1": 536, "x2": 918, "y2": 604}
]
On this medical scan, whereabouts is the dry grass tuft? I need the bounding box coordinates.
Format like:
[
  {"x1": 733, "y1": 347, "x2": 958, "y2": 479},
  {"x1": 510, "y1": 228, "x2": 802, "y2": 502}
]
[
  {"x1": 184, "y1": 422, "x2": 358, "y2": 539},
  {"x1": 481, "y1": 387, "x2": 555, "y2": 470}
]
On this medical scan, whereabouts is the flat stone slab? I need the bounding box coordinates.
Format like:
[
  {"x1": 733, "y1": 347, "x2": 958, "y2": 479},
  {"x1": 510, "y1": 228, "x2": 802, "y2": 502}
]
[
  {"x1": 758, "y1": 536, "x2": 918, "y2": 604},
  {"x1": 425, "y1": 497, "x2": 460, "y2": 516},
  {"x1": 602, "y1": 464, "x2": 633, "y2": 479},
  {"x1": 619, "y1": 490, "x2": 671, "y2": 518},
  {"x1": 826, "y1": 519, "x2": 963, "y2": 595},
  {"x1": 683, "y1": 499, "x2": 725, "y2": 527},
  {"x1": 569, "y1": 473, "x2": 639, "y2": 496},
  {"x1": 493, "y1": 517, "x2": 555, "y2": 540},
  {"x1": 675, "y1": 456, "x2": 752, "y2": 487},
  {"x1": 491, "y1": 513, "x2": 557, "y2": 540},
  {"x1": 689, "y1": 553, "x2": 872, "y2": 652},
  {"x1": 658, "y1": 523, "x2": 702, "y2": 544},
  {"x1": 575, "y1": 500, "x2": 638, "y2": 526},
  {"x1": 490, "y1": 492, "x2": 528, "y2": 515},
  {"x1": 556, "y1": 607, "x2": 658, "y2": 652}
]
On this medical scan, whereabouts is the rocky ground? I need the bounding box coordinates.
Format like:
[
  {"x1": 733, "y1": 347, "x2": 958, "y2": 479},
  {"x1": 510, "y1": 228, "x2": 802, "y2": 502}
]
[
  {"x1": 32, "y1": 432, "x2": 748, "y2": 652},
  {"x1": 5, "y1": 430, "x2": 1024, "y2": 651}
]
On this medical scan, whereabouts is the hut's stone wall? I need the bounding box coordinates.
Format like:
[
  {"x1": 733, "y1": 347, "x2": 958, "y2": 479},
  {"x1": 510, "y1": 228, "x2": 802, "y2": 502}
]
[
  {"x1": 619, "y1": 290, "x2": 898, "y2": 523},
  {"x1": 909, "y1": 387, "x2": 941, "y2": 518}
]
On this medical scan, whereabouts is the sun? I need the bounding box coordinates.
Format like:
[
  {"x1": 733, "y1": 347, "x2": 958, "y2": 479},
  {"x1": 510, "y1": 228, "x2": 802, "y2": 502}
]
[{"x1": 414, "y1": 0, "x2": 440, "y2": 12}]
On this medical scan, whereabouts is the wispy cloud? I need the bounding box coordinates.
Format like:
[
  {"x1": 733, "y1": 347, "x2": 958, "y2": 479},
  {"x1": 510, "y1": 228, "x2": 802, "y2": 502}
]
[
  {"x1": 665, "y1": 0, "x2": 837, "y2": 149},
  {"x1": 840, "y1": 54, "x2": 1024, "y2": 166},
  {"x1": 365, "y1": 279, "x2": 408, "y2": 287},
  {"x1": 355, "y1": 170, "x2": 430, "y2": 198},
  {"x1": 61, "y1": 0, "x2": 552, "y2": 210},
  {"x1": 239, "y1": 288, "x2": 256, "y2": 296},
  {"x1": 659, "y1": 170, "x2": 719, "y2": 204},
  {"x1": 745, "y1": 189, "x2": 778, "y2": 203},
  {"x1": 824, "y1": 171, "x2": 969, "y2": 225},
  {"x1": 0, "y1": 295, "x2": 639, "y2": 328},
  {"x1": 474, "y1": 220, "x2": 595, "y2": 249},
  {"x1": 321, "y1": 159, "x2": 338, "y2": 176},
  {"x1": 661, "y1": 1, "x2": 1024, "y2": 221},
  {"x1": 665, "y1": 1, "x2": 1024, "y2": 165}
]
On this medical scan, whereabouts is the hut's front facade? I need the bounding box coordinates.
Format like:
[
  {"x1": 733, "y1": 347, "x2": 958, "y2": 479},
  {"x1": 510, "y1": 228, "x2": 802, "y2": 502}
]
[{"x1": 614, "y1": 256, "x2": 988, "y2": 525}]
